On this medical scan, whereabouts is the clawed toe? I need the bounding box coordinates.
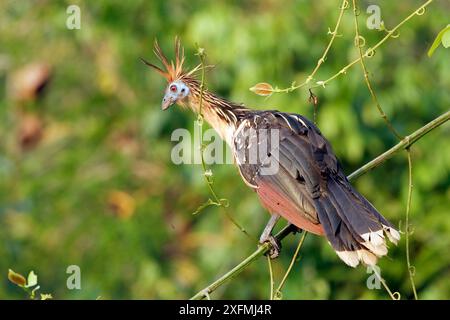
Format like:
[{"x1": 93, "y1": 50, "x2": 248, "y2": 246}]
[{"x1": 260, "y1": 235, "x2": 281, "y2": 259}]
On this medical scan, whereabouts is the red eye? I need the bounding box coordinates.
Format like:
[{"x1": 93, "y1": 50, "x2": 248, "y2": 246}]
[{"x1": 170, "y1": 84, "x2": 177, "y2": 92}]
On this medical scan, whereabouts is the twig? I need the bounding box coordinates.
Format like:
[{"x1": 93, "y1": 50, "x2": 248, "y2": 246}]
[
  {"x1": 311, "y1": 0, "x2": 433, "y2": 89},
  {"x1": 190, "y1": 225, "x2": 295, "y2": 300},
  {"x1": 308, "y1": 89, "x2": 319, "y2": 125},
  {"x1": 371, "y1": 266, "x2": 401, "y2": 300},
  {"x1": 351, "y1": 0, "x2": 403, "y2": 140},
  {"x1": 190, "y1": 110, "x2": 449, "y2": 300},
  {"x1": 405, "y1": 148, "x2": 418, "y2": 299},
  {"x1": 272, "y1": 0, "x2": 348, "y2": 93},
  {"x1": 274, "y1": 231, "x2": 307, "y2": 299},
  {"x1": 266, "y1": 255, "x2": 274, "y2": 300},
  {"x1": 194, "y1": 46, "x2": 252, "y2": 239},
  {"x1": 350, "y1": 3, "x2": 415, "y2": 296},
  {"x1": 348, "y1": 110, "x2": 449, "y2": 180}
]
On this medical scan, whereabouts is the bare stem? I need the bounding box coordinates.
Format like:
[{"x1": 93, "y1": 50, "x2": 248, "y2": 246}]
[
  {"x1": 272, "y1": 0, "x2": 348, "y2": 93},
  {"x1": 195, "y1": 47, "x2": 252, "y2": 239},
  {"x1": 348, "y1": 110, "x2": 449, "y2": 180},
  {"x1": 372, "y1": 266, "x2": 401, "y2": 300},
  {"x1": 351, "y1": 0, "x2": 419, "y2": 299},
  {"x1": 405, "y1": 148, "x2": 418, "y2": 300},
  {"x1": 274, "y1": 231, "x2": 307, "y2": 298},
  {"x1": 351, "y1": 0, "x2": 403, "y2": 140},
  {"x1": 266, "y1": 255, "x2": 274, "y2": 300},
  {"x1": 311, "y1": 0, "x2": 433, "y2": 89}
]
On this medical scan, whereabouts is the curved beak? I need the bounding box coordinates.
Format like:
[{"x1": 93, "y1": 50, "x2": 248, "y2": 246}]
[{"x1": 162, "y1": 94, "x2": 175, "y2": 111}]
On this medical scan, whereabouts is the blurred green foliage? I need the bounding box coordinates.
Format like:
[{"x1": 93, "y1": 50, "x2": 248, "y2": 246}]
[{"x1": 0, "y1": 0, "x2": 449, "y2": 299}]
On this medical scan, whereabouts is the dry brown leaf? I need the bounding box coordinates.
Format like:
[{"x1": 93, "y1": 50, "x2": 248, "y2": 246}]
[
  {"x1": 107, "y1": 190, "x2": 136, "y2": 219},
  {"x1": 8, "y1": 269, "x2": 27, "y2": 287},
  {"x1": 249, "y1": 82, "x2": 274, "y2": 97},
  {"x1": 18, "y1": 113, "x2": 44, "y2": 150},
  {"x1": 9, "y1": 63, "x2": 51, "y2": 102}
]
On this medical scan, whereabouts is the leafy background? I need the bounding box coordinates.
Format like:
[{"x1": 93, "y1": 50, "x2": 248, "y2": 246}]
[{"x1": 0, "y1": 0, "x2": 449, "y2": 299}]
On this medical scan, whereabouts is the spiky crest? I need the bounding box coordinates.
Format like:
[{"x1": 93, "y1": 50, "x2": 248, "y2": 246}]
[{"x1": 140, "y1": 37, "x2": 187, "y2": 82}]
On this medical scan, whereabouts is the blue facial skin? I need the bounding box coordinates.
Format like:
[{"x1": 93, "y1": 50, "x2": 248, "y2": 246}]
[{"x1": 162, "y1": 80, "x2": 190, "y2": 110}]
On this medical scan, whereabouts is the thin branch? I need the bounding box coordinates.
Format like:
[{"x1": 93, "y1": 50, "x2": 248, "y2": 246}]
[
  {"x1": 372, "y1": 266, "x2": 401, "y2": 300},
  {"x1": 274, "y1": 231, "x2": 307, "y2": 299},
  {"x1": 190, "y1": 111, "x2": 449, "y2": 300},
  {"x1": 405, "y1": 148, "x2": 418, "y2": 300},
  {"x1": 348, "y1": 110, "x2": 449, "y2": 180},
  {"x1": 190, "y1": 224, "x2": 295, "y2": 300},
  {"x1": 351, "y1": 0, "x2": 403, "y2": 140},
  {"x1": 272, "y1": 0, "x2": 349, "y2": 93},
  {"x1": 351, "y1": 0, "x2": 418, "y2": 299},
  {"x1": 311, "y1": 0, "x2": 433, "y2": 89},
  {"x1": 194, "y1": 46, "x2": 252, "y2": 239},
  {"x1": 266, "y1": 255, "x2": 274, "y2": 300}
]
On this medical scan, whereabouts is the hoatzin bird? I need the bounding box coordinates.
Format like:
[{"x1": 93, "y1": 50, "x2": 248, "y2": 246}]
[{"x1": 142, "y1": 39, "x2": 400, "y2": 267}]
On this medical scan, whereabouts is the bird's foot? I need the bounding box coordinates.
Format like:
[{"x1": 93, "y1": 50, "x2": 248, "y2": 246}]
[
  {"x1": 287, "y1": 223, "x2": 301, "y2": 235},
  {"x1": 260, "y1": 235, "x2": 281, "y2": 259}
]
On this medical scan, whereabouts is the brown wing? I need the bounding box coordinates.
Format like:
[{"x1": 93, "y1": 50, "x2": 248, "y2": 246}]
[
  {"x1": 233, "y1": 111, "x2": 335, "y2": 233},
  {"x1": 233, "y1": 111, "x2": 400, "y2": 267}
]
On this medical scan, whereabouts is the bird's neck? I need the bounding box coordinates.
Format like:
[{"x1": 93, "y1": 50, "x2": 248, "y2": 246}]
[{"x1": 182, "y1": 89, "x2": 249, "y2": 146}]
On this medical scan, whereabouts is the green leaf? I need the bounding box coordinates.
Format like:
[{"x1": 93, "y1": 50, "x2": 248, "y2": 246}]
[
  {"x1": 26, "y1": 271, "x2": 38, "y2": 288},
  {"x1": 8, "y1": 269, "x2": 27, "y2": 287},
  {"x1": 428, "y1": 25, "x2": 450, "y2": 57},
  {"x1": 40, "y1": 293, "x2": 53, "y2": 300},
  {"x1": 274, "y1": 291, "x2": 283, "y2": 300},
  {"x1": 192, "y1": 198, "x2": 219, "y2": 215},
  {"x1": 442, "y1": 28, "x2": 450, "y2": 48},
  {"x1": 31, "y1": 286, "x2": 41, "y2": 299}
]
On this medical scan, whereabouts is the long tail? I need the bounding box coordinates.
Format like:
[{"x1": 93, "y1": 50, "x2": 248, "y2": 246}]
[{"x1": 314, "y1": 176, "x2": 400, "y2": 267}]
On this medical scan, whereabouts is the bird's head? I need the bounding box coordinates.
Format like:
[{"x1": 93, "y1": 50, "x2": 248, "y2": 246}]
[
  {"x1": 160, "y1": 79, "x2": 190, "y2": 110},
  {"x1": 141, "y1": 38, "x2": 198, "y2": 110}
]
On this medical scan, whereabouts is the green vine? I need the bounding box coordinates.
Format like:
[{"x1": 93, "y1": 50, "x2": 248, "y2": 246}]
[{"x1": 193, "y1": 45, "x2": 252, "y2": 239}]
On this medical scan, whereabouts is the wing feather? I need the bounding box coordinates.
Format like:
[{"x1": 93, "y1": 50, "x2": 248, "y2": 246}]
[{"x1": 233, "y1": 110, "x2": 399, "y2": 267}]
